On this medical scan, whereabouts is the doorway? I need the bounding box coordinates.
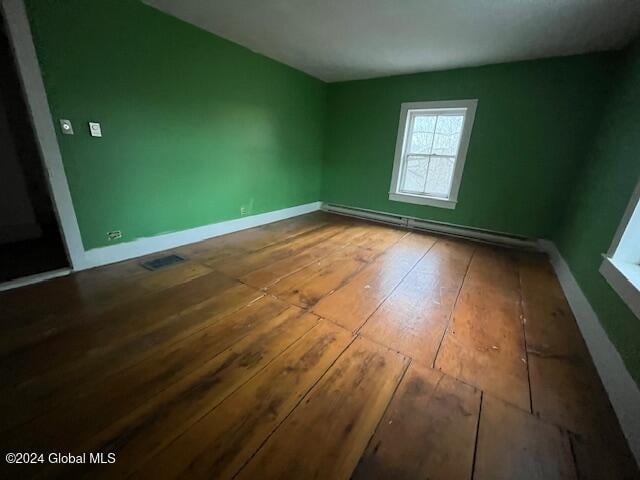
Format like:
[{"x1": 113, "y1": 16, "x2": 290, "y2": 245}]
[{"x1": 0, "y1": 14, "x2": 68, "y2": 283}]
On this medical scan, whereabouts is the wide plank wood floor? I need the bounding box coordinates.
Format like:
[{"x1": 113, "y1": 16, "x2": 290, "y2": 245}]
[{"x1": 0, "y1": 211, "x2": 638, "y2": 479}]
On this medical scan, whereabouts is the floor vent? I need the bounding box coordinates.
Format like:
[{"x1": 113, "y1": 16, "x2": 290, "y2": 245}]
[{"x1": 141, "y1": 254, "x2": 186, "y2": 271}]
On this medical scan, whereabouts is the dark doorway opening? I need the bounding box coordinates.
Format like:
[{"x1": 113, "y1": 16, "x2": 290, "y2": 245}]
[{"x1": 0, "y1": 14, "x2": 68, "y2": 283}]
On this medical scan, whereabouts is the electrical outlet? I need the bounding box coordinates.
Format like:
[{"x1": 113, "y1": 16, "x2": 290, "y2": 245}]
[
  {"x1": 240, "y1": 198, "x2": 254, "y2": 217},
  {"x1": 59, "y1": 119, "x2": 74, "y2": 135},
  {"x1": 107, "y1": 230, "x2": 122, "y2": 241}
]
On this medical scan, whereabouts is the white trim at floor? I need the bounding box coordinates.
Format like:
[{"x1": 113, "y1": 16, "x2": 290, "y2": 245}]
[
  {"x1": 539, "y1": 239, "x2": 640, "y2": 465},
  {"x1": 75, "y1": 201, "x2": 323, "y2": 271},
  {"x1": 0, "y1": 268, "x2": 71, "y2": 292},
  {"x1": 322, "y1": 202, "x2": 538, "y2": 250}
]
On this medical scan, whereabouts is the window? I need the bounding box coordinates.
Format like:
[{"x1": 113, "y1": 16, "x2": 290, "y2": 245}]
[
  {"x1": 600, "y1": 179, "x2": 640, "y2": 319},
  {"x1": 389, "y1": 100, "x2": 477, "y2": 209}
]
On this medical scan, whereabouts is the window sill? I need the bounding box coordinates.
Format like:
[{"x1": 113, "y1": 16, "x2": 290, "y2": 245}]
[
  {"x1": 389, "y1": 192, "x2": 457, "y2": 209},
  {"x1": 600, "y1": 256, "x2": 640, "y2": 319}
]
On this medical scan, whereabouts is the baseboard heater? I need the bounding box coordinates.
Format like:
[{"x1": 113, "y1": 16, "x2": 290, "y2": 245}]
[{"x1": 322, "y1": 203, "x2": 538, "y2": 250}]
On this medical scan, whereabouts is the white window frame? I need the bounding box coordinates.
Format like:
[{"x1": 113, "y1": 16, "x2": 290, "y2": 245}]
[
  {"x1": 600, "y1": 177, "x2": 640, "y2": 319},
  {"x1": 389, "y1": 99, "x2": 478, "y2": 209}
]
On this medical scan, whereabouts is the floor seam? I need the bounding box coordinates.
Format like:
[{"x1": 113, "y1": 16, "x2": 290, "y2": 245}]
[
  {"x1": 354, "y1": 236, "x2": 439, "y2": 336},
  {"x1": 431, "y1": 245, "x2": 477, "y2": 369},
  {"x1": 349, "y1": 355, "x2": 413, "y2": 476},
  {"x1": 517, "y1": 256, "x2": 535, "y2": 414},
  {"x1": 4, "y1": 293, "x2": 279, "y2": 434},
  {"x1": 230, "y1": 334, "x2": 359, "y2": 479},
  {"x1": 470, "y1": 391, "x2": 484, "y2": 480},
  {"x1": 101, "y1": 320, "x2": 323, "y2": 478}
]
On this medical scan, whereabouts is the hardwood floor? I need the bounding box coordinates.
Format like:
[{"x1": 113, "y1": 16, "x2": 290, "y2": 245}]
[{"x1": 0, "y1": 211, "x2": 638, "y2": 479}]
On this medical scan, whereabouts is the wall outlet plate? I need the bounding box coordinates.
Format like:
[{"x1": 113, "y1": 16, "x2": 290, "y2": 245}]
[
  {"x1": 89, "y1": 122, "x2": 102, "y2": 137},
  {"x1": 59, "y1": 119, "x2": 74, "y2": 135},
  {"x1": 107, "y1": 230, "x2": 122, "y2": 241},
  {"x1": 240, "y1": 199, "x2": 254, "y2": 216}
]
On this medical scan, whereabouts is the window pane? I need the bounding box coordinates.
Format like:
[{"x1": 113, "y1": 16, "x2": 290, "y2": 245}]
[
  {"x1": 408, "y1": 132, "x2": 433, "y2": 154},
  {"x1": 424, "y1": 156, "x2": 455, "y2": 197},
  {"x1": 432, "y1": 115, "x2": 464, "y2": 156},
  {"x1": 393, "y1": 104, "x2": 474, "y2": 203},
  {"x1": 413, "y1": 115, "x2": 436, "y2": 133},
  {"x1": 407, "y1": 114, "x2": 436, "y2": 154},
  {"x1": 400, "y1": 156, "x2": 428, "y2": 193}
]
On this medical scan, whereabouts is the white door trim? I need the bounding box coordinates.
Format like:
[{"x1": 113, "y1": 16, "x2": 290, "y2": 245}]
[{"x1": 1, "y1": 0, "x2": 85, "y2": 269}]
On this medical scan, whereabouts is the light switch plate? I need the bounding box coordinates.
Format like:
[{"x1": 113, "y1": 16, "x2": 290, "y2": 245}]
[
  {"x1": 88, "y1": 122, "x2": 102, "y2": 137},
  {"x1": 59, "y1": 119, "x2": 74, "y2": 135}
]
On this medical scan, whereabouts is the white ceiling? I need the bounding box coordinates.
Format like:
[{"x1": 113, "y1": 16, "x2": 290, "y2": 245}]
[{"x1": 144, "y1": 0, "x2": 640, "y2": 82}]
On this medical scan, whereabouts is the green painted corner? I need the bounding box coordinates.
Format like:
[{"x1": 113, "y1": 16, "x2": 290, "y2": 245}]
[
  {"x1": 25, "y1": 0, "x2": 327, "y2": 250},
  {"x1": 321, "y1": 54, "x2": 615, "y2": 239},
  {"x1": 553, "y1": 40, "x2": 640, "y2": 387}
]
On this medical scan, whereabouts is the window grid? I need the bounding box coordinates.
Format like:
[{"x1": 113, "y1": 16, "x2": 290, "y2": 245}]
[
  {"x1": 390, "y1": 99, "x2": 478, "y2": 210},
  {"x1": 397, "y1": 109, "x2": 466, "y2": 200}
]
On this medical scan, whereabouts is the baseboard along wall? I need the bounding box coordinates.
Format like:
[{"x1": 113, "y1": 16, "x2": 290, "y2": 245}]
[
  {"x1": 322, "y1": 203, "x2": 538, "y2": 249},
  {"x1": 75, "y1": 201, "x2": 323, "y2": 270},
  {"x1": 539, "y1": 240, "x2": 640, "y2": 465}
]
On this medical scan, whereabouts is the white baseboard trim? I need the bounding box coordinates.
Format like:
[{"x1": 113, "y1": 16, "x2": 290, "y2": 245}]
[
  {"x1": 539, "y1": 239, "x2": 640, "y2": 464},
  {"x1": 75, "y1": 202, "x2": 322, "y2": 271},
  {"x1": 323, "y1": 202, "x2": 538, "y2": 250},
  {"x1": 0, "y1": 268, "x2": 71, "y2": 292}
]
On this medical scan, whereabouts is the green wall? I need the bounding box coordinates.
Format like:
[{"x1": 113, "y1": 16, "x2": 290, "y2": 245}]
[
  {"x1": 322, "y1": 55, "x2": 614, "y2": 239},
  {"x1": 553, "y1": 41, "x2": 640, "y2": 386},
  {"x1": 24, "y1": 1, "x2": 639, "y2": 383},
  {"x1": 25, "y1": 0, "x2": 326, "y2": 249}
]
